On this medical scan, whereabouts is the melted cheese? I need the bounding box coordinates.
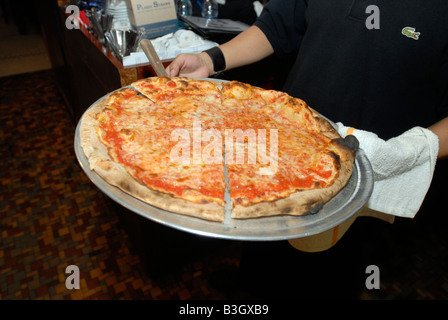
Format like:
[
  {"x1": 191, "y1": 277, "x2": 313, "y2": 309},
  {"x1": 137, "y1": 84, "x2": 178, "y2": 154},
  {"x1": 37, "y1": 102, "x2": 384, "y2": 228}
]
[{"x1": 95, "y1": 79, "x2": 341, "y2": 206}]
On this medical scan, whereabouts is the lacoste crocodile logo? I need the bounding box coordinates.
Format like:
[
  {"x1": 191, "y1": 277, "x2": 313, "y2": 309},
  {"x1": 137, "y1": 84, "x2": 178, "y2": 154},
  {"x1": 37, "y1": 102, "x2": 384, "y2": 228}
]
[{"x1": 402, "y1": 27, "x2": 420, "y2": 40}]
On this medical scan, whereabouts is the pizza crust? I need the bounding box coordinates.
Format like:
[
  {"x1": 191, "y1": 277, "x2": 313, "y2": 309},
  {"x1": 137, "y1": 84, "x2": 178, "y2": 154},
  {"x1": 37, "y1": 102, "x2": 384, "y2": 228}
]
[
  {"x1": 80, "y1": 94, "x2": 226, "y2": 222},
  {"x1": 231, "y1": 140, "x2": 355, "y2": 219},
  {"x1": 80, "y1": 78, "x2": 356, "y2": 223},
  {"x1": 309, "y1": 107, "x2": 342, "y2": 140}
]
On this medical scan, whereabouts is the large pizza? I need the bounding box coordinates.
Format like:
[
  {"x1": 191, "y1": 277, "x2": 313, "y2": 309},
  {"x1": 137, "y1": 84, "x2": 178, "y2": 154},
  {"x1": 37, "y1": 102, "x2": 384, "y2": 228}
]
[{"x1": 80, "y1": 77, "x2": 355, "y2": 222}]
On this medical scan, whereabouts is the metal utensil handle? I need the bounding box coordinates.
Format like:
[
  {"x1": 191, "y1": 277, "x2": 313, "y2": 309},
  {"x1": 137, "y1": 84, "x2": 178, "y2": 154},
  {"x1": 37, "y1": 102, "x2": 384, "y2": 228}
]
[{"x1": 141, "y1": 39, "x2": 168, "y2": 77}]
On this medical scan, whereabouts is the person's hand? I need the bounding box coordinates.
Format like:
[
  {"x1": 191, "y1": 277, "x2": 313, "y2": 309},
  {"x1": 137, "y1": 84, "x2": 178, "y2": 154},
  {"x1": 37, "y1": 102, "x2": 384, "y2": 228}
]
[
  {"x1": 335, "y1": 122, "x2": 439, "y2": 218},
  {"x1": 166, "y1": 52, "x2": 214, "y2": 77}
]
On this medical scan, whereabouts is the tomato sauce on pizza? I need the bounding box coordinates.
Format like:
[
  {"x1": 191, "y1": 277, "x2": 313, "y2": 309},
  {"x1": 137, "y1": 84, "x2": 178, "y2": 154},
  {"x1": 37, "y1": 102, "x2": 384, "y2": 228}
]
[{"x1": 80, "y1": 77, "x2": 355, "y2": 222}]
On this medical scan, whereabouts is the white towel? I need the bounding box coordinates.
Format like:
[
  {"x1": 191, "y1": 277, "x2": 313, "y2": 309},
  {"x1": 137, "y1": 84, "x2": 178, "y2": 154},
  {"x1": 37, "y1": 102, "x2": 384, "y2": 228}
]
[
  {"x1": 335, "y1": 123, "x2": 439, "y2": 218},
  {"x1": 126, "y1": 30, "x2": 217, "y2": 66},
  {"x1": 174, "y1": 29, "x2": 198, "y2": 47}
]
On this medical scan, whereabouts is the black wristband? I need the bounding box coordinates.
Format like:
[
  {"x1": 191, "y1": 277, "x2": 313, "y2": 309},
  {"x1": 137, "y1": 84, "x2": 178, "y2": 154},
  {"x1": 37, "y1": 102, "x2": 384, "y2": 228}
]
[{"x1": 204, "y1": 47, "x2": 226, "y2": 73}]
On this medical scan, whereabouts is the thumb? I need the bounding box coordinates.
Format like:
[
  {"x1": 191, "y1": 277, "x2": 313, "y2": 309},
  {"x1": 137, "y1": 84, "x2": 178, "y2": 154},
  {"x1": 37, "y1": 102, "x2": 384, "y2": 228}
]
[{"x1": 166, "y1": 63, "x2": 180, "y2": 77}]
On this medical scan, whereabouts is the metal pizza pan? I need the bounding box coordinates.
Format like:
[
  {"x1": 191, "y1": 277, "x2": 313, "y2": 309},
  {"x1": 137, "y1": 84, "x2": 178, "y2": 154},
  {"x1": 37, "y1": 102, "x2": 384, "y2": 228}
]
[{"x1": 74, "y1": 81, "x2": 374, "y2": 241}]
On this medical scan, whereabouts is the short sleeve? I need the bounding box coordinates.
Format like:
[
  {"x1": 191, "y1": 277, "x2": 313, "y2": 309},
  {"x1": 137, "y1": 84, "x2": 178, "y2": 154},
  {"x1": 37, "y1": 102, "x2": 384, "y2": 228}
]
[{"x1": 254, "y1": 0, "x2": 307, "y2": 56}]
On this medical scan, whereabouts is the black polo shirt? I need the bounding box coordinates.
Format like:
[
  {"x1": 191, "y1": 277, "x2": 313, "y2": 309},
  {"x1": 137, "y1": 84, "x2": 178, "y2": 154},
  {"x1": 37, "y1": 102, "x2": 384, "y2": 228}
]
[{"x1": 255, "y1": 0, "x2": 448, "y2": 140}]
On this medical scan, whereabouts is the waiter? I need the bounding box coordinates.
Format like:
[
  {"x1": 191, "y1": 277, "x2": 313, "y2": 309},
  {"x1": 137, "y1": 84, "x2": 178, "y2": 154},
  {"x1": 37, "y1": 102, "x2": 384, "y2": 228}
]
[{"x1": 167, "y1": 0, "x2": 448, "y2": 298}]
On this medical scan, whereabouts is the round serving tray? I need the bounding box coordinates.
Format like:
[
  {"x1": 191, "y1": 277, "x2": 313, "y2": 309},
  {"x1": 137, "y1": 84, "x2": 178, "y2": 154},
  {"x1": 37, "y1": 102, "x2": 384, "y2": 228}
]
[{"x1": 74, "y1": 83, "x2": 374, "y2": 241}]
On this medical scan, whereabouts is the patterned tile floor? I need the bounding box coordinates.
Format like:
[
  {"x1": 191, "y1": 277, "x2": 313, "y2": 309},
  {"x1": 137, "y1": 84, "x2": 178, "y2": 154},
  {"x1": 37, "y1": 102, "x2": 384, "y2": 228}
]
[
  {"x1": 0, "y1": 70, "x2": 447, "y2": 300},
  {"x1": 0, "y1": 70, "x2": 234, "y2": 300}
]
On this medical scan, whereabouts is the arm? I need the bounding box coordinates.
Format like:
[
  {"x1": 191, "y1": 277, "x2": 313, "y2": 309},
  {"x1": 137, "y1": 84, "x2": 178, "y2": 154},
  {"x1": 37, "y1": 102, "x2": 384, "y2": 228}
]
[
  {"x1": 428, "y1": 116, "x2": 448, "y2": 159},
  {"x1": 219, "y1": 25, "x2": 274, "y2": 72},
  {"x1": 166, "y1": 25, "x2": 274, "y2": 77}
]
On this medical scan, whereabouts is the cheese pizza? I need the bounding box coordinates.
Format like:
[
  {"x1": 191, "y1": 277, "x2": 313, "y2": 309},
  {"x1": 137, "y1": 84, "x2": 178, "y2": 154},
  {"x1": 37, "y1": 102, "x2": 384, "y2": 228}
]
[{"x1": 80, "y1": 77, "x2": 356, "y2": 222}]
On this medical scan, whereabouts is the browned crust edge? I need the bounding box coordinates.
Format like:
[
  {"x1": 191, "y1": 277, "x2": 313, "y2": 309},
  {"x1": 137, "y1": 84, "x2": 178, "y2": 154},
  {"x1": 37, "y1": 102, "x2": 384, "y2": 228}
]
[
  {"x1": 230, "y1": 147, "x2": 354, "y2": 219},
  {"x1": 81, "y1": 79, "x2": 355, "y2": 222},
  {"x1": 228, "y1": 86, "x2": 355, "y2": 219},
  {"x1": 79, "y1": 89, "x2": 226, "y2": 222}
]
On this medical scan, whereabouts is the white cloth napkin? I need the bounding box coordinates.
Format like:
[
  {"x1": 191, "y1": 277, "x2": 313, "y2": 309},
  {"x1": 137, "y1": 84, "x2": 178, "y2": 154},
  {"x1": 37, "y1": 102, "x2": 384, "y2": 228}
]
[
  {"x1": 122, "y1": 30, "x2": 218, "y2": 66},
  {"x1": 152, "y1": 29, "x2": 208, "y2": 51},
  {"x1": 149, "y1": 29, "x2": 218, "y2": 59},
  {"x1": 174, "y1": 30, "x2": 198, "y2": 48},
  {"x1": 335, "y1": 123, "x2": 439, "y2": 218}
]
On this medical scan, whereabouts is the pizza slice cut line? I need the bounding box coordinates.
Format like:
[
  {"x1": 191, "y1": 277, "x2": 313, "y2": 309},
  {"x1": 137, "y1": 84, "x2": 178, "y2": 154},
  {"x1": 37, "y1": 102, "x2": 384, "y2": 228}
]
[{"x1": 80, "y1": 77, "x2": 356, "y2": 223}]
